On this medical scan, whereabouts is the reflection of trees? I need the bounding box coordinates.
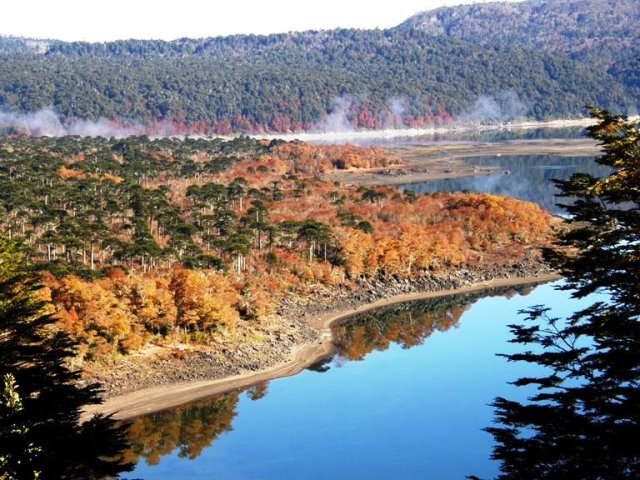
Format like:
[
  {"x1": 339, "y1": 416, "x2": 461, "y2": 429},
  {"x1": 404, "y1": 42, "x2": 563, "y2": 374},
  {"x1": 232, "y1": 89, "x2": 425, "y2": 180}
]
[
  {"x1": 483, "y1": 111, "x2": 640, "y2": 479},
  {"x1": 246, "y1": 381, "x2": 269, "y2": 401},
  {"x1": 307, "y1": 357, "x2": 333, "y2": 373},
  {"x1": 122, "y1": 390, "x2": 242, "y2": 466},
  {"x1": 333, "y1": 286, "x2": 535, "y2": 361},
  {"x1": 432, "y1": 127, "x2": 585, "y2": 143},
  {"x1": 405, "y1": 155, "x2": 610, "y2": 215},
  {"x1": 368, "y1": 127, "x2": 584, "y2": 147}
]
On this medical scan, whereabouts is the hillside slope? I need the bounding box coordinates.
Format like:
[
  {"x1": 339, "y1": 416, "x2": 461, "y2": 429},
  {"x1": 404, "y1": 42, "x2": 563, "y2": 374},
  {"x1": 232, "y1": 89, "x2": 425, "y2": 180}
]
[
  {"x1": 399, "y1": 0, "x2": 639, "y2": 56},
  {"x1": 0, "y1": 0, "x2": 637, "y2": 135},
  {"x1": 399, "y1": 0, "x2": 640, "y2": 104}
]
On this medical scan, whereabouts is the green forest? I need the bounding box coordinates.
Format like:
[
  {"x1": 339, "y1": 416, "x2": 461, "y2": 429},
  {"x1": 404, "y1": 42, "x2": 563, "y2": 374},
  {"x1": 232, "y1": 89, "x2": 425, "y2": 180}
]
[{"x1": 0, "y1": 0, "x2": 638, "y2": 135}]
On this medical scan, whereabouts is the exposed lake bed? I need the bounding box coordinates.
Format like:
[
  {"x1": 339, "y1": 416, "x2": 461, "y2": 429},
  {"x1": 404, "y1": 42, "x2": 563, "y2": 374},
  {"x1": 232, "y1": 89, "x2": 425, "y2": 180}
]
[
  {"x1": 323, "y1": 136, "x2": 600, "y2": 187},
  {"x1": 88, "y1": 267, "x2": 557, "y2": 420}
]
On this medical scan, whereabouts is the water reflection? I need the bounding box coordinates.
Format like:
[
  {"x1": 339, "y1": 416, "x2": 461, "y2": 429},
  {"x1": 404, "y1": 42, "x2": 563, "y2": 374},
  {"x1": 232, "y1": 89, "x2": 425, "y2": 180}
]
[
  {"x1": 332, "y1": 286, "x2": 535, "y2": 362},
  {"x1": 122, "y1": 390, "x2": 241, "y2": 468},
  {"x1": 121, "y1": 285, "x2": 537, "y2": 477},
  {"x1": 401, "y1": 155, "x2": 610, "y2": 215},
  {"x1": 333, "y1": 297, "x2": 466, "y2": 361},
  {"x1": 312, "y1": 126, "x2": 585, "y2": 147}
]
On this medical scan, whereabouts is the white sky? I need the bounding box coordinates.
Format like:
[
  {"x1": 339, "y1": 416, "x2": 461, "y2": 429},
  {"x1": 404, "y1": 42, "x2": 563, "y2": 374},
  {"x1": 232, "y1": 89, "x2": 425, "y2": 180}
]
[{"x1": 0, "y1": 0, "x2": 519, "y2": 42}]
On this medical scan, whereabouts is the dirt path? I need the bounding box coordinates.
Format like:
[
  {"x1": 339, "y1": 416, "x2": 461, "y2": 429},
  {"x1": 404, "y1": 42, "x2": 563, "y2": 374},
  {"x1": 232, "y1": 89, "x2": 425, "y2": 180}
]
[{"x1": 84, "y1": 273, "x2": 560, "y2": 421}]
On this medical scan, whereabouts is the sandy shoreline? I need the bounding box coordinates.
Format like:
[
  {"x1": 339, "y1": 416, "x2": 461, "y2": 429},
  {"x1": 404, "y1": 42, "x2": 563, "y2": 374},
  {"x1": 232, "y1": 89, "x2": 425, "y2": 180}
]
[
  {"x1": 84, "y1": 272, "x2": 560, "y2": 421},
  {"x1": 323, "y1": 137, "x2": 602, "y2": 186}
]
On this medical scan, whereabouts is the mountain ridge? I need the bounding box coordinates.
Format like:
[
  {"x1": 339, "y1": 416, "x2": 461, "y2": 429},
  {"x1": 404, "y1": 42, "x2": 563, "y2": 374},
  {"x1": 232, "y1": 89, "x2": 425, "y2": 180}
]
[{"x1": 0, "y1": 0, "x2": 637, "y2": 135}]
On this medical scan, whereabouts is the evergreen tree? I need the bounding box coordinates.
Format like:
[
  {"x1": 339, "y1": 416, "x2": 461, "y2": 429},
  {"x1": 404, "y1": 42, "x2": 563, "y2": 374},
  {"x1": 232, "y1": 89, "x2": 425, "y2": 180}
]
[
  {"x1": 484, "y1": 109, "x2": 640, "y2": 478},
  {"x1": 0, "y1": 235, "x2": 132, "y2": 479}
]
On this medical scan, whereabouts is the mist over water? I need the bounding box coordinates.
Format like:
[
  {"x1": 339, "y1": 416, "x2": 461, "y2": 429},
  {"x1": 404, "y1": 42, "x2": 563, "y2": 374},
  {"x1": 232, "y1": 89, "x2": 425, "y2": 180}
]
[{"x1": 0, "y1": 108, "x2": 190, "y2": 138}]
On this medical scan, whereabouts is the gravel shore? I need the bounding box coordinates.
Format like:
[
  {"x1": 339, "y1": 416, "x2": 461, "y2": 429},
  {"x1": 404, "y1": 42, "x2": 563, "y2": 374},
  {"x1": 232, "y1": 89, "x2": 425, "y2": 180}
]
[{"x1": 85, "y1": 255, "x2": 555, "y2": 410}]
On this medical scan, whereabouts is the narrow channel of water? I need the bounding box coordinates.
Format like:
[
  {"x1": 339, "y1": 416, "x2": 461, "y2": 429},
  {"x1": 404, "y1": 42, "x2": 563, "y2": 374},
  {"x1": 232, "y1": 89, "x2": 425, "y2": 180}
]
[
  {"x1": 309, "y1": 125, "x2": 586, "y2": 146},
  {"x1": 400, "y1": 154, "x2": 609, "y2": 215}
]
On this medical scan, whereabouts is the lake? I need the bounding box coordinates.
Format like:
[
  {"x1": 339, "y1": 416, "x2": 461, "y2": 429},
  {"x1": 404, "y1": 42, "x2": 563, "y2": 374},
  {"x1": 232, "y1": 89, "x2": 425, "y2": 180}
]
[
  {"x1": 400, "y1": 154, "x2": 609, "y2": 215},
  {"x1": 124, "y1": 282, "x2": 596, "y2": 480},
  {"x1": 123, "y1": 129, "x2": 603, "y2": 479}
]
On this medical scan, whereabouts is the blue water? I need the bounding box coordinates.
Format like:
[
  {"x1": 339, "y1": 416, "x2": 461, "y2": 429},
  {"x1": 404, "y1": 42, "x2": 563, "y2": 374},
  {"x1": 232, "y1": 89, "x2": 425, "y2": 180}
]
[
  {"x1": 125, "y1": 282, "x2": 596, "y2": 480},
  {"x1": 400, "y1": 154, "x2": 610, "y2": 215}
]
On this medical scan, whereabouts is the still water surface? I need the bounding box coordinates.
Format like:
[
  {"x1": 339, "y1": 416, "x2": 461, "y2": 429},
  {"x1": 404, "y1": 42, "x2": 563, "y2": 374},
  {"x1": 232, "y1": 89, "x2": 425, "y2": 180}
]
[
  {"x1": 126, "y1": 283, "x2": 595, "y2": 480},
  {"x1": 400, "y1": 154, "x2": 609, "y2": 215}
]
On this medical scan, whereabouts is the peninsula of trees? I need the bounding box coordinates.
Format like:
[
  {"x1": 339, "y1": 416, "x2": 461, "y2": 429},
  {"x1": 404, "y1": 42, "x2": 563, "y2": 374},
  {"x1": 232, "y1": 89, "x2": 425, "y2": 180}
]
[{"x1": 0, "y1": 135, "x2": 552, "y2": 364}]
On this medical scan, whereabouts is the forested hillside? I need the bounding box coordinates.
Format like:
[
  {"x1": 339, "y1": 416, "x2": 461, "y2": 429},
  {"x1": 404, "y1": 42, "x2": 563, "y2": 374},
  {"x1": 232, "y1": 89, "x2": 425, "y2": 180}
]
[
  {"x1": 0, "y1": 0, "x2": 637, "y2": 135},
  {"x1": 400, "y1": 0, "x2": 640, "y2": 106},
  {"x1": 400, "y1": 0, "x2": 638, "y2": 56}
]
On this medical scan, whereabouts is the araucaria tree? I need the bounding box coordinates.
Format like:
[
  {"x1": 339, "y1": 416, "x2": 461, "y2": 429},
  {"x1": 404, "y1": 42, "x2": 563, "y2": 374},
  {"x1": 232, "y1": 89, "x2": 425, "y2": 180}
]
[
  {"x1": 485, "y1": 109, "x2": 640, "y2": 478},
  {"x1": 0, "y1": 235, "x2": 132, "y2": 479}
]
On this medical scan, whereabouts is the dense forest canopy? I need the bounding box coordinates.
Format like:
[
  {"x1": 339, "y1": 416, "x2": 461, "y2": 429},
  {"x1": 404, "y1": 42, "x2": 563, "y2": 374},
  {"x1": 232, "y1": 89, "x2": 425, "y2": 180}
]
[
  {"x1": 0, "y1": 0, "x2": 637, "y2": 135},
  {"x1": 401, "y1": 0, "x2": 638, "y2": 57},
  {"x1": 400, "y1": 0, "x2": 640, "y2": 106}
]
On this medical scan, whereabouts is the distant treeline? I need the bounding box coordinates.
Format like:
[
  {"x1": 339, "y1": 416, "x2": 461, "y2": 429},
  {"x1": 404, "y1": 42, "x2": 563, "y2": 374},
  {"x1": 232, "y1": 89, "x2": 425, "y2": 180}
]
[{"x1": 0, "y1": 7, "x2": 637, "y2": 135}]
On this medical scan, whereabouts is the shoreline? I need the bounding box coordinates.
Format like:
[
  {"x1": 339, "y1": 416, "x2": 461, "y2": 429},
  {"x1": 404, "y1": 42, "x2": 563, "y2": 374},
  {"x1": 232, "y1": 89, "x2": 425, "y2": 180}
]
[
  {"x1": 322, "y1": 137, "x2": 601, "y2": 186},
  {"x1": 84, "y1": 272, "x2": 561, "y2": 421},
  {"x1": 249, "y1": 118, "x2": 597, "y2": 143}
]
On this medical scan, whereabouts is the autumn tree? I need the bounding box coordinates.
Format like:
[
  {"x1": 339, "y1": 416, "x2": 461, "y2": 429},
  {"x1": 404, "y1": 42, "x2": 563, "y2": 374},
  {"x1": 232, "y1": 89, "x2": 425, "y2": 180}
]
[{"x1": 169, "y1": 266, "x2": 239, "y2": 334}]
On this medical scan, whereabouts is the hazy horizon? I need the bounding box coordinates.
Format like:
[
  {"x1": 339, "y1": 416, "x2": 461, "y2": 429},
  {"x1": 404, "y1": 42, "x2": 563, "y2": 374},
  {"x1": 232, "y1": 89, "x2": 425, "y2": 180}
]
[{"x1": 1, "y1": 0, "x2": 521, "y2": 42}]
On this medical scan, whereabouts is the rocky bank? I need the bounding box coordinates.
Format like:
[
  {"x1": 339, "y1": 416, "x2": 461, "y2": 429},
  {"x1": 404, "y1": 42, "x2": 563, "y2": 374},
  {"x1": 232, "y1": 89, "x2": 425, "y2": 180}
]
[{"x1": 87, "y1": 256, "x2": 554, "y2": 399}]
